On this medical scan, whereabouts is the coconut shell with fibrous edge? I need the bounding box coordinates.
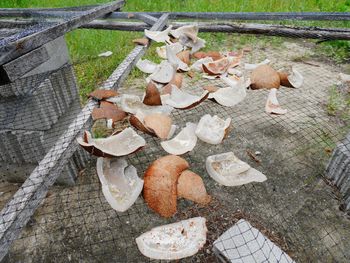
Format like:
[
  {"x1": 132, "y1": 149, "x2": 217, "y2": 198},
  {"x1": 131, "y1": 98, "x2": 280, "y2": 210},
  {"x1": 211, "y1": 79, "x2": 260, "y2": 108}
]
[
  {"x1": 143, "y1": 81, "x2": 162, "y2": 106},
  {"x1": 89, "y1": 89, "x2": 118, "y2": 100},
  {"x1": 250, "y1": 65, "x2": 280, "y2": 90},
  {"x1": 177, "y1": 170, "x2": 211, "y2": 205},
  {"x1": 143, "y1": 155, "x2": 189, "y2": 217}
]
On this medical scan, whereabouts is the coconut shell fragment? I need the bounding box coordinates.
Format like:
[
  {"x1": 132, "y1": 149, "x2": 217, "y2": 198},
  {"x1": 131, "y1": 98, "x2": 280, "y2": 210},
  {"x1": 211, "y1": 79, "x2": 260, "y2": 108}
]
[
  {"x1": 89, "y1": 89, "x2": 118, "y2": 100},
  {"x1": 133, "y1": 38, "x2": 149, "y2": 46},
  {"x1": 177, "y1": 170, "x2": 211, "y2": 205},
  {"x1": 176, "y1": 50, "x2": 191, "y2": 65},
  {"x1": 143, "y1": 82, "x2": 162, "y2": 106},
  {"x1": 143, "y1": 155, "x2": 189, "y2": 217},
  {"x1": 278, "y1": 71, "x2": 292, "y2": 88},
  {"x1": 92, "y1": 101, "x2": 127, "y2": 123},
  {"x1": 202, "y1": 57, "x2": 230, "y2": 76},
  {"x1": 144, "y1": 113, "x2": 172, "y2": 139},
  {"x1": 265, "y1": 88, "x2": 287, "y2": 115},
  {"x1": 161, "y1": 73, "x2": 184, "y2": 95},
  {"x1": 250, "y1": 65, "x2": 280, "y2": 90}
]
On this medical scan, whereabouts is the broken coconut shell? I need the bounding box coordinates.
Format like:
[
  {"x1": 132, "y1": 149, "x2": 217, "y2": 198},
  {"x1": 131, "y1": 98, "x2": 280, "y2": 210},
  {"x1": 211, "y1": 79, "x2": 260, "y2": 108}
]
[
  {"x1": 89, "y1": 89, "x2": 118, "y2": 100},
  {"x1": 135, "y1": 217, "x2": 207, "y2": 260},
  {"x1": 195, "y1": 114, "x2": 231, "y2": 145},
  {"x1": 96, "y1": 158, "x2": 143, "y2": 212},
  {"x1": 202, "y1": 57, "x2": 230, "y2": 76},
  {"x1": 77, "y1": 128, "x2": 146, "y2": 158},
  {"x1": 176, "y1": 50, "x2": 191, "y2": 65},
  {"x1": 265, "y1": 88, "x2": 287, "y2": 115},
  {"x1": 143, "y1": 81, "x2": 162, "y2": 106},
  {"x1": 161, "y1": 73, "x2": 184, "y2": 95},
  {"x1": 160, "y1": 123, "x2": 197, "y2": 155},
  {"x1": 144, "y1": 26, "x2": 172, "y2": 43},
  {"x1": 149, "y1": 60, "x2": 176, "y2": 84},
  {"x1": 206, "y1": 152, "x2": 267, "y2": 186},
  {"x1": 250, "y1": 65, "x2": 280, "y2": 90},
  {"x1": 177, "y1": 170, "x2": 211, "y2": 205},
  {"x1": 92, "y1": 101, "x2": 127, "y2": 123},
  {"x1": 136, "y1": 59, "x2": 158, "y2": 74},
  {"x1": 144, "y1": 113, "x2": 172, "y2": 139},
  {"x1": 143, "y1": 155, "x2": 189, "y2": 217},
  {"x1": 133, "y1": 38, "x2": 149, "y2": 46}
]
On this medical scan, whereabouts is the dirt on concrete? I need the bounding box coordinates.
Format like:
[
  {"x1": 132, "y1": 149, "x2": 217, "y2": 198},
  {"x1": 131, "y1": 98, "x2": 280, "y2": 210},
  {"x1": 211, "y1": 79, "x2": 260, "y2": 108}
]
[{"x1": 2, "y1": 39, "x2": 350, "y2": 263}]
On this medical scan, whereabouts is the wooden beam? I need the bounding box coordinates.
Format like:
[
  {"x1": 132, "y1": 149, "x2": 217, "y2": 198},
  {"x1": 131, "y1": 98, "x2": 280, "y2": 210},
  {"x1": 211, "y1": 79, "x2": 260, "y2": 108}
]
[
  {"x1": 0, "y1": 13, "x2": 169, "y2": 262},
  {"x1": 107, "y1": 11, "x2": 350, "y2": 21},
  {"x1": 0, "y1": 1, "x2": 125, "y2": 65},
  {"x1": 81, "y1": 20, "x2": 350, "y2": 41}
]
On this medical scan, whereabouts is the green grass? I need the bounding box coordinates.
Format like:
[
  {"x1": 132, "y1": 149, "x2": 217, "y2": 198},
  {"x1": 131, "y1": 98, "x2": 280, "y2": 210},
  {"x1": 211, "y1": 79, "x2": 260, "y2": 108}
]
[{"x1": 1, "y1": 0, "x2": 349, "y2": 101}]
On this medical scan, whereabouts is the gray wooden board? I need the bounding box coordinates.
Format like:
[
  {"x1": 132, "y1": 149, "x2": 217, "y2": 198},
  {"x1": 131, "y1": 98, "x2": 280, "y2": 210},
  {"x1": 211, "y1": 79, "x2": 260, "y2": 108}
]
[
  {"x1": 0, "y1": 13, "x2": 169, "y2": 262},
  {"x1": 0, "y1": 1, "x2": 125, "y2": 65}
]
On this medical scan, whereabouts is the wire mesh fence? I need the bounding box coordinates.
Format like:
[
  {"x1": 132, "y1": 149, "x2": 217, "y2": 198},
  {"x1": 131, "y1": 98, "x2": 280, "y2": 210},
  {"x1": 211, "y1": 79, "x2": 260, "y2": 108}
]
[{"x1": 0, "y1": 5, "x2": 350, "y2": 263}]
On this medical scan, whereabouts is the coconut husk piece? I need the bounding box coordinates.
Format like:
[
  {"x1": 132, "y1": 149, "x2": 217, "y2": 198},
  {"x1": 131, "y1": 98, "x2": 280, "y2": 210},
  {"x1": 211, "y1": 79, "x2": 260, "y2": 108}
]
[
  {"x1": 143, "y1": 81, "x2": 162, "y2": 106},
  {"x1": 92, "y1": 101, "x2": 127, "y2": 123},
  {"x1": 177, "y1": 170, "x2": 211, "y2": 205},
  {"x1": 176, "y1": 50, "x2": 190, "y2": 65},
  {"x1": 133, "y1": 38, "x2": 149, "y2": 46},
  {"x1": 89, "y1": 89, "x2": 118, "y2": 100},
  {"x1": 143, "y1": 155, "x2": 189, "y2": 217},
  {"x1": 250, "y1": 65, "x2": 280, "y2": 90}
]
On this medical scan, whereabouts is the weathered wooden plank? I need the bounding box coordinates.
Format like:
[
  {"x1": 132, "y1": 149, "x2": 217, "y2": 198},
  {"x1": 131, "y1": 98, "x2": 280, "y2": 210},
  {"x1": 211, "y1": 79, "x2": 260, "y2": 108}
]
[
  {"x1": 82, "y1": 20, "x2": 350, "y2": 40},
  {"x1": 0, "y1": 13, "x2": 169, "y2": 262},
  {"x1": 134, "y1": 13, "x2": 158, "y2": 26},
  {"x1": 107, "y1": 11, "x2": 350, "y2": 21},
  {"x1": 0, "y1": 1, "x2": 125, "y2": 65}
]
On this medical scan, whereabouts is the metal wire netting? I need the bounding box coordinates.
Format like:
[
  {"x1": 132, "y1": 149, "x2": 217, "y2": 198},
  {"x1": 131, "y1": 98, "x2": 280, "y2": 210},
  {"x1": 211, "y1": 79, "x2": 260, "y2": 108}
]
[{"x1": 0, "y1": 6, "x2": 350, "y2": 262}]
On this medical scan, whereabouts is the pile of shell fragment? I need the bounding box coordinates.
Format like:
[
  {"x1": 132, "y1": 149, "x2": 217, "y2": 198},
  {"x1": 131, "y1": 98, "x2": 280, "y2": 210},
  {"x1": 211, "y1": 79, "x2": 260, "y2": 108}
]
[{"x1": 78, "y1": 25, "x2": 304, "y2": 260}]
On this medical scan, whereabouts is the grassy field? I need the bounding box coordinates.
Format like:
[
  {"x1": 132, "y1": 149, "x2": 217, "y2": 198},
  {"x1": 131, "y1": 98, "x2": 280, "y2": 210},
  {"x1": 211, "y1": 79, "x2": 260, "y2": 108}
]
[{"x1": 1, "y1": 0, "x2": 349, "y2": 101}]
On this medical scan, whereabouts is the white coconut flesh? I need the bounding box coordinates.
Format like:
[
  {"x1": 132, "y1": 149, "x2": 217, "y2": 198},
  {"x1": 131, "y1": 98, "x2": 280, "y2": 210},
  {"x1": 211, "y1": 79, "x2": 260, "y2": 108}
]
[
  {"x1": 144, "y1": 26, "x2": 172, "y2": 43},
  {"x1": 206, "y1": 152, "x2": 267, "y2": 186},
  {"x1": 160, "y1": 122, "x2": 197, "y2": 155},
  {"x1": 208, "y1": 86, "x2": 246, "y2": 107},
  {"x1": 135, "y1": 217, "x2": 207, "y2": 260},
  {"x1": 136, "y1": 59, "x2": 158, "y2": 74},
  {"x1": 162, "y1": 85, "x2": 209, "y2": 109},
  {"x1": 77, "y1": 128, "x2": 146, "y2": 157},
  {"x1": 195, "y1": 114, "x2": 231, "y2": 145},
  {"x1": 96, "y1": 158, "x2": 143, "y2": 212},
  {"x1": 120, "y1": 94, "x2": 173, "y2": 115},
  {"x1": 287, "y1": 67, "x2": 304, "y2": 88},
  {"x1": 244, "y1": 59, "x2": 270, "y2": 70},
  {"x1": 166, "y1": 44, "x2": 190, "y2": 71},
  {"x1": 265, "y1": 88, "x2": 287, "y2": 115},
  {"x1": 149, "y1": 60, "x2": 176, "y2": 84},
  {"x1": 190, "y1": 57, "x2": 213, "y2": 72}
]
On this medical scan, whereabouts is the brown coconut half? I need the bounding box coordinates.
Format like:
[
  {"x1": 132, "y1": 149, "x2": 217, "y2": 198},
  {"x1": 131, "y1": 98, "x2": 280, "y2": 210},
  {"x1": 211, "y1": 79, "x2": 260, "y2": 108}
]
[
  {"x1": 133, "y1": 38, "x2": 149, "y2": 46},
  {"x1": 177, "y1": 170, "x2": 211, "y2": 205},
  {"x1": 144, "y1": 113, "x2": 172, "y2": 139},
  {"x1": 143, "y1": 155, "x2": 189, "y2": 217},
  {"x1": 250, "y1": 65, "x2": 280, "y2": 90},
  {"x1": 92, "y1": 101, "x2": 127, "y2": 123},
  {"x1": 89, "y1": 89, "x2": 118, "y2": 100},
  {"x1": 202, "y1": 57, "x2": 230, "y2": 76},
  {"x1": 143, "y1": 81, "x2": 162, "y2": 106},
  {"x1": 176, "y1": 50, "x2": 191, "y2": 65}
]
